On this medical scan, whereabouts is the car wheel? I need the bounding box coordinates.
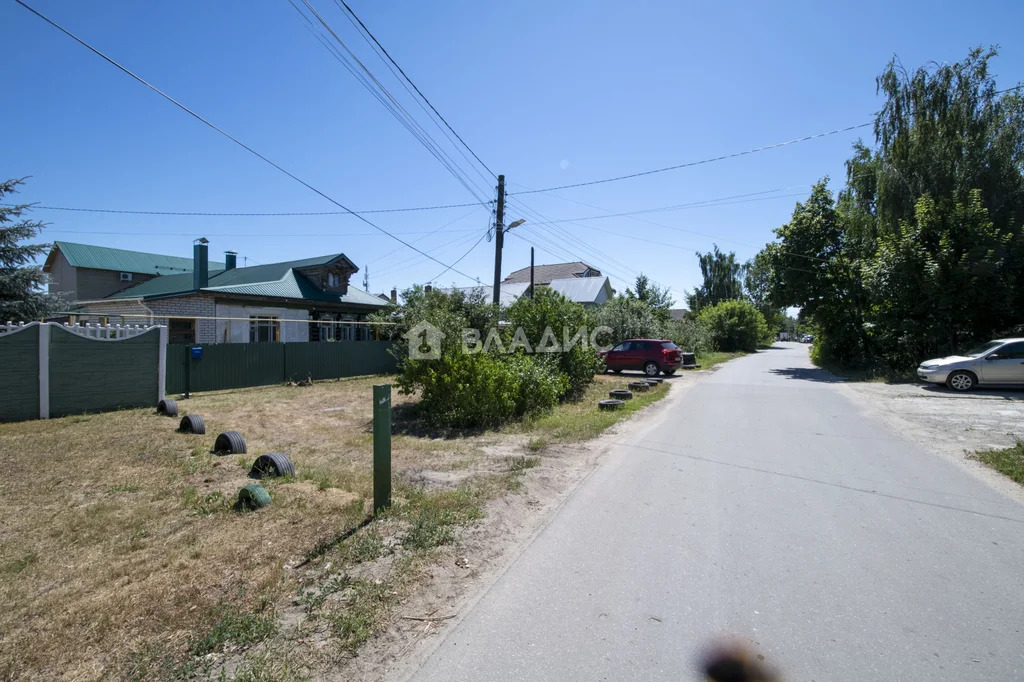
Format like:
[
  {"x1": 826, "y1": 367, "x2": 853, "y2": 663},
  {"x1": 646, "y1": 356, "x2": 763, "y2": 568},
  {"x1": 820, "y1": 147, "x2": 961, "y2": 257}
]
[
  {"x1": 613, "y1": 369, "x2": 622, "y2": 374},
  {"x1": 946, "y1": 370, "x2": 976, "y2": 392},
  {"x1": 643, "y1": 361, "x2": 659, "y2": 377}
]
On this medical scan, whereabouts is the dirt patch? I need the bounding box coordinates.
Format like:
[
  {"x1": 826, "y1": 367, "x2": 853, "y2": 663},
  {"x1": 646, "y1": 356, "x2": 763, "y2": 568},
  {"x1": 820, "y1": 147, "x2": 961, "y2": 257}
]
[{"x1": 840, "y1": 381, "x2": 1024, "y2": 501}]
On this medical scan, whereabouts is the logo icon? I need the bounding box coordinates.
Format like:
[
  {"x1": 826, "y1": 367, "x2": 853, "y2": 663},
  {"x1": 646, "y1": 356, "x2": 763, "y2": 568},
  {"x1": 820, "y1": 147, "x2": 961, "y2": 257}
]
[{"x1": 404, "y1": 321, "x2": 445, "y2": 360}]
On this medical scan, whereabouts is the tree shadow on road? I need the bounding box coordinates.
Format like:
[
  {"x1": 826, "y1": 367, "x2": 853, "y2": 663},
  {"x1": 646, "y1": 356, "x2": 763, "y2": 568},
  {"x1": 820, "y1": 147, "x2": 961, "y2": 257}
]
[{"x1": 768, "y1": 366, "x2": 846, "y2": 383}]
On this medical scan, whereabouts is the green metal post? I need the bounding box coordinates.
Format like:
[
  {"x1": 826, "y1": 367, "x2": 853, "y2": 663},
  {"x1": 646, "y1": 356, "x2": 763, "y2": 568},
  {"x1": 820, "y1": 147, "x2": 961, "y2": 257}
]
[{"x1": 372, "y1": 384, "x2": 392, "y2": 513}]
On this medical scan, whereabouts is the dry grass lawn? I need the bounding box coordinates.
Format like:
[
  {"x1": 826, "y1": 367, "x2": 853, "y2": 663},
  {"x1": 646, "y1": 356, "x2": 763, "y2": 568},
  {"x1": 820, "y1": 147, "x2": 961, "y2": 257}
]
[{"x1": 0, "y1": 372, "x2": 672, "y2": 680}]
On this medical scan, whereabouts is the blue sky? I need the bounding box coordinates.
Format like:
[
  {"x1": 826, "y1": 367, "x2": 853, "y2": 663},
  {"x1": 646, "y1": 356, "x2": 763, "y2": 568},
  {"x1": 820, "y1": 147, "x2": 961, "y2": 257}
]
[{"x1": 4, "y1": 0, "x2": 1023, "y2": 304}]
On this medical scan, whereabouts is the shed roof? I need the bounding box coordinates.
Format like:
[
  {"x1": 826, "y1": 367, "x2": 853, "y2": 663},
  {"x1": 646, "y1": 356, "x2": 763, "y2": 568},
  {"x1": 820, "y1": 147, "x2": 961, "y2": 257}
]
[{"x1": 547, "y1": 276, "x2": 612, "y2": 304}]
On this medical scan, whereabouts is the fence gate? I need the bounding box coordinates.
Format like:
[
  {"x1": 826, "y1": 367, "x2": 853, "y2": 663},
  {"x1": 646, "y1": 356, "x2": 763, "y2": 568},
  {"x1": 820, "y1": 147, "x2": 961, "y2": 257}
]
[{"x1": 0, "y1": 322, "x2": 167, "y2": 422}]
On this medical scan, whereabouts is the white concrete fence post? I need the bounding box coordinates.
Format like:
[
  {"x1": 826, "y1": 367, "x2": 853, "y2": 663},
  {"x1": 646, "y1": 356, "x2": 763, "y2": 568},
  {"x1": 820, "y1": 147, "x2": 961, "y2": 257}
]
[
  {"x1": 158, "y1": 326, "x2": 168, "y2": 401},
  {"x1": 38, "y1": 323, "x2": 50, "y2": 419}
]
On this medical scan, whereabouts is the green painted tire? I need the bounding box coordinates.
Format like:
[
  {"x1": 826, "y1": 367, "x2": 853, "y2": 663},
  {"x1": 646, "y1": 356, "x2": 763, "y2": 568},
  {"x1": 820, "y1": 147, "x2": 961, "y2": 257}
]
[{"x1": 237, "y1": 483, "x2": 271, "y2": 510}]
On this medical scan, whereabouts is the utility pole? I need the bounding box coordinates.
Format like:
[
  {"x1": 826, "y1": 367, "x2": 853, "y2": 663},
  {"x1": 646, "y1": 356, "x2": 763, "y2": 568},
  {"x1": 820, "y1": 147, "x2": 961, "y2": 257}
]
[
  {"x1": 492, "y1": 174, "x2": 505, "y2": 305},
  {"x1": 530, "y1": 247, "x2": 535, "y2": 299}
]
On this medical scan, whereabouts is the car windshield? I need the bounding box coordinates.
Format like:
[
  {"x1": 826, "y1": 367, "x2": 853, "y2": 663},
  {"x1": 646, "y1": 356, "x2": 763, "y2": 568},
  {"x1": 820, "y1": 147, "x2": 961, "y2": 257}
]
[
  {"x1": 660, "y1": 342, "x2": 679, "y2": 350},
  {"x1": 963, "y1": 341, "x2": 1002, "y2": 357}
]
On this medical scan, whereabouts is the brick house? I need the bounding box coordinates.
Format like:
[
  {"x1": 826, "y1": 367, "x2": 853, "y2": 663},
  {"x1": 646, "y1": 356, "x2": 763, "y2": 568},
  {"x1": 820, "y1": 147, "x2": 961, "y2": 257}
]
[{"x1": 57, "y1": 241, "x2": 387, "y2": 345}]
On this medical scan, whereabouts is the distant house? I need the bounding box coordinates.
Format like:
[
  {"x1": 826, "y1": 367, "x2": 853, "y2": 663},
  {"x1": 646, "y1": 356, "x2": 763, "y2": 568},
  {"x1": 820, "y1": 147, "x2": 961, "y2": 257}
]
[
  {"x1": 52, "y1": 241, "x2": 387, "y2": 345},
  {"x1": 443, "y1": 275, "x2": 613, "y2": 308},
  {"x1": 44, "y1": 241, "x2": 226, "y2": 302},
  {"x1": 502, "y1": 261, "x2": 601, "y2": 286},
  {"x1": 668, "y1": 309, "x2": 689, "y2": 321}
]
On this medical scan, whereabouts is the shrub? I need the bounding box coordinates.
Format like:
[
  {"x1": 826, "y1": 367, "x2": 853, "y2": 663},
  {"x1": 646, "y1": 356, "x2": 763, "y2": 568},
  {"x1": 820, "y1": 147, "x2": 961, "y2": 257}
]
[
  {"x1": 696, "y1": 299, "x2": 771, "y2": 352},
  {"x1": 664, "y1": 317, "x2": 714, "y2": 354},
  {"x1": 505, "y1": 288, "x2": 602, "y2": 399},
  {"x1": 398, "y1": 350, "x2": 567, "y2": 428},
  {"x1": 594, "y1": 297, "x2": 662, "y2": 342}
]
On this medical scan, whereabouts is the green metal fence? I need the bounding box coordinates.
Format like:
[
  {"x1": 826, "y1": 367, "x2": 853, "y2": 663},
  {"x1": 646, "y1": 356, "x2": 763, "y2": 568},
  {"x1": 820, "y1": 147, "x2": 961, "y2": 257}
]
[
  {"x1": 165, "y1": 341, "x2": 398, "y2": 394},
  {"x1": 0, "y1": 324, "x2": 40, "y2": 422}
]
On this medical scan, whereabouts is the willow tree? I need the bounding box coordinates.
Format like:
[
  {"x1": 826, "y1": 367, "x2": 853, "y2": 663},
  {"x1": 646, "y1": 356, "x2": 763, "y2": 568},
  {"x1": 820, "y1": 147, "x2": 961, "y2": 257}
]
[{"x1": 765, "y1": 47, "x2": 1024, "y2": 370}]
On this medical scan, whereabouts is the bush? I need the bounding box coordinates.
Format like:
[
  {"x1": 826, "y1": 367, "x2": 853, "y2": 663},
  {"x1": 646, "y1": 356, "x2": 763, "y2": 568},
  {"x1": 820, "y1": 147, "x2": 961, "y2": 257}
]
[
  {"x1": 505, "y1": 288, "x2": 602, "y2": 399},
  {"x1": 663, "y1": 317, "x2": 714, "y2": 354},
  {"x1": 399, "y1": 351, "x2": 567, "y2": 428},
  {"x1": 594, "y1": 297, "x2": 662, "y2": 342},
  {"x1": 696, "y1": 300, "x2": 770, "y2": 352}
]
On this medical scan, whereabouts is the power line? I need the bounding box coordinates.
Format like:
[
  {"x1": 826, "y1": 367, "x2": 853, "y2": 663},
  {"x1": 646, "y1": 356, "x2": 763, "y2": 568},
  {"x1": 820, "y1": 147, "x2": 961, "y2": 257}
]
[
  {"x1": 512, "y1": 85, "x2": 1024, "y2": 198},
  {"x1": 42, "y1": 228, "x2": 480, "y2": 237},
  {"x1": 429, "y1": 230, "x2": 489, "y2": 283},
  {"x1": 334, "y1": 0, "x2": 496, "y2": 179},
  {"x1": 291, "y1": 0, "x2": 491, "y2": 205},
  {"x1": 2, "y1": 200, "x2": 484, "y2": 216},
  {"x1": 511, "y1": 123, "x2": 873, "y2": 195},
  {"x1": 366, "y1": 205, "x2": 484, "y2": 266},
  {"x1": 13, "y1": 0, "x2": 481, "y2": 283}
]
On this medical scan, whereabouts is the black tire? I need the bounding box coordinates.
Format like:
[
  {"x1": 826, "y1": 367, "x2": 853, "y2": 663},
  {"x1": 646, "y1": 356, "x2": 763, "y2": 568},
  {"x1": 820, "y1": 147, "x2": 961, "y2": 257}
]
[
  {"x1": 178, "y1": 414, "x2": 206, "y2": 434},
  {"x1": 609, "y1": 389, "x2": 633, "y2": 400},
  {"x1": 646, "y1": 377, "x2": 664, "y2": 383},
  {"x1": 157, "y1": 398, "x2": 178, "y2": 417},
  {"x1": 681, "y1": 352, "x2": 697, "y2": 366},
  {"x1": 946, "y1": 370, "x2": 976, "y2": 392},
  {"x1": 237, "y1": 483, "x2": 271, "y2": 511},
  {"x1": 662, "y1": 369, "x2": 676, "y2": 376},
  {"x1": 251, "y1": 452, "x2": 295, "y2": 478},
  {"x1": 612, "y1": 369, "x2": 623, "y2": 374},
  {"x1": 214, "y1": 431, "x2": 247, "y2": 455},
  {"x1": 598, "y1": 399, "x2": 625, "y2": 411},
  {"x1": 627, "y1": 381, "x2": 651, "y2": 392},
  {"x1": 643, "y1": 361, "x2": 660, "y2": 377}
]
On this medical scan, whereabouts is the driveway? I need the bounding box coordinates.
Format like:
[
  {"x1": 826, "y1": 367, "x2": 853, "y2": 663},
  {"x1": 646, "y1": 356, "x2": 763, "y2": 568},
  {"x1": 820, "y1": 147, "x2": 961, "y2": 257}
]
[{"x1": 408, "y1": 343, "x2": 1024, "y2": 681}]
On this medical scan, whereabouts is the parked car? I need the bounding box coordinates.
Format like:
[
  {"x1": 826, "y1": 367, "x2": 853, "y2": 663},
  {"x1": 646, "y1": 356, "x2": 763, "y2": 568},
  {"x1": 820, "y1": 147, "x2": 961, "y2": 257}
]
[
  {"x1": 917, "y1": 337, "x2": 1024, "y2": 391},
  {"x1": 801, "y1": 334, "x2": 814, "y2": 343},
  {"x1": 600, "y1": 338, "x2": 683, "y2": 376}
]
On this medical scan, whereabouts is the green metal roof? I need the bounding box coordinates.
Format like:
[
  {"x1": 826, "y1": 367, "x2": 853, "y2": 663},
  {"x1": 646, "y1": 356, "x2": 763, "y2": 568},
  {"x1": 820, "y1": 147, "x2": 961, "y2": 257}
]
[
  {"x1": 51, "y1": 241, "x2": 224, "y2": 276},
  {"x1": 108, "y1": 252, "x2": 385, "y2": 308}
]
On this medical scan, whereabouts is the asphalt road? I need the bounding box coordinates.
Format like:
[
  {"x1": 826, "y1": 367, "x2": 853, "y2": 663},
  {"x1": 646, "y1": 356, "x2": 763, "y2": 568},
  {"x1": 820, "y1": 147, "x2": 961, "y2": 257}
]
[{"x1": 409, "y1": 343, "x2": 1024, "y2": 681}]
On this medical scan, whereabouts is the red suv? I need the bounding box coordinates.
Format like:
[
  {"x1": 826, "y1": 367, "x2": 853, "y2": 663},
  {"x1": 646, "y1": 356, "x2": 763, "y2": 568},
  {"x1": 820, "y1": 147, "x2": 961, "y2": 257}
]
[{"x1": 601, "y1": 338, "x2": 683, "y2": 376}]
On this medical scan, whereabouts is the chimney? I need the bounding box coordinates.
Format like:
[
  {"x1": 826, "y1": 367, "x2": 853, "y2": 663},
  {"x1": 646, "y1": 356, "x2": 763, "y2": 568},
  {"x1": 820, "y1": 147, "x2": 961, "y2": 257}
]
[
  {"x1": 224, "y1": 250, "x2": 237, "y2": 271},
  {"x1": 390, "y1": 288, "x2": 397, "y2": 304},
  {"x1": 193, "y1": 238, "x2": 209, "y2": 290}
]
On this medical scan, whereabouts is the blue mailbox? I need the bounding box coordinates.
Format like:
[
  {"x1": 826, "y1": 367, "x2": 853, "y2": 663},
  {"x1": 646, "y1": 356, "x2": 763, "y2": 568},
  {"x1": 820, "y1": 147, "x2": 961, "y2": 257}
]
[{"x1": 190, "y1": 346, "x2": 203, "y2": 359}]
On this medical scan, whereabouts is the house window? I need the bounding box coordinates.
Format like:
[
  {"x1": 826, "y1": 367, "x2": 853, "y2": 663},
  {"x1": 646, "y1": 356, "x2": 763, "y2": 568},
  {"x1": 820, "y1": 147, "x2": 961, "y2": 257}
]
[
  {"x1": 318, "y1": 315, "x2": 338, "y2": 342},
  {"x1": 169, "y1": 318, "x2": 195, "y2": 345},
  {"x1": 249, "y1": 316, "x2": 280, "y2": 343},
  {"x1": 327, "y1": 272, "x2": 341, "y2": 288}
]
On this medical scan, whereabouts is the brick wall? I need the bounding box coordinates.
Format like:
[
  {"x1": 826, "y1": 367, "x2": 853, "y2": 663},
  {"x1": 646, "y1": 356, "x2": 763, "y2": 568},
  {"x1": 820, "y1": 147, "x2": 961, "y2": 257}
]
[{"x1": 148, "y1": 295, "x2": 217, "y2": 344}]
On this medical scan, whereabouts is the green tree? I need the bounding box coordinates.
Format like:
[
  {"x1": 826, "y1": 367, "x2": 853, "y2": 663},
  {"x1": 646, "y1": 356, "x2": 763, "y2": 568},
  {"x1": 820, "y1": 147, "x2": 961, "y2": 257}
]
[
  {"x1": 768, "y1": 180, "x2": 872, "y2": 367},
  {"x1": 625, "y1": 273, "x2": 674, "y2": 322},
  {"x1": 762, "y1": 48, "x2": 1024, "y2": 371},
  {"x1": 594, "y1": 297, "x2": 662, "y2": 342},
  {"x1": 696, "y1": 300, "x2": 770, "y2": 353},
  {"x1": 0, "y1": 179, "x2": 61, "y2": 321},
  {"x1": 744, "y1": 245, "x2": 784, "y2": 334},
  {"x1": 687, "y1": 245, "x2": 744, "y2": 314},
  {"x1": 505, "y1": 287, "x2": 602, "y2": 399}
]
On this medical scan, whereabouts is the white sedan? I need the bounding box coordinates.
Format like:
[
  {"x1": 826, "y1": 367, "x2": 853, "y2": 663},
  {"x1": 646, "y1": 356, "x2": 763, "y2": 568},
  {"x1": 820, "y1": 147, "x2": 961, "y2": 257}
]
[{"x1": 917, "y1": 337, "x2": 1024, "y2": 391}]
